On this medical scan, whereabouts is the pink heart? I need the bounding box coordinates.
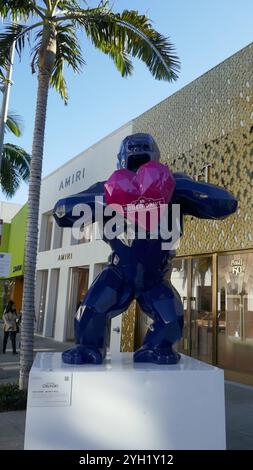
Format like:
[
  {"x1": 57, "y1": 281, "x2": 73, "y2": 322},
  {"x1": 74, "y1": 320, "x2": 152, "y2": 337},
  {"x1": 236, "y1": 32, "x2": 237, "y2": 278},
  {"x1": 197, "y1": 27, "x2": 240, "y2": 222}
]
[{"x1": 104, "y1": 161, "x2": 175, "y2": 231}]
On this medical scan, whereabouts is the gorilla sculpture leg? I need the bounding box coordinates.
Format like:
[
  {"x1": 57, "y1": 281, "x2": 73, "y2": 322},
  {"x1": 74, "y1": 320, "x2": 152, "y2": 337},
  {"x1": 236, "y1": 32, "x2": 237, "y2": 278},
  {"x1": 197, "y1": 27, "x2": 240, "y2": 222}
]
[
  {"x1": 62, "y1": 267, "x2": 133, "y2": 365},
  {"x1": 134, "y1": 318, "x2": 183, "y2": 364},
  {"x1": 134, "y1": 283, "x2": 183, "y2": 364},
  {"x1": 63, "y1": 306, "x2": 108, "y2": 365}
]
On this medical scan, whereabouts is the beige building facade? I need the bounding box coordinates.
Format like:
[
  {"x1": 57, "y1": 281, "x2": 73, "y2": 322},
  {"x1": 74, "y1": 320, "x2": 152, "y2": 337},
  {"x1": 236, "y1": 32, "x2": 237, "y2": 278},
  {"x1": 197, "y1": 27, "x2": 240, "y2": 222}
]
[{"x1": 121, "y1": 43, "x2": 253, "y2": 385}]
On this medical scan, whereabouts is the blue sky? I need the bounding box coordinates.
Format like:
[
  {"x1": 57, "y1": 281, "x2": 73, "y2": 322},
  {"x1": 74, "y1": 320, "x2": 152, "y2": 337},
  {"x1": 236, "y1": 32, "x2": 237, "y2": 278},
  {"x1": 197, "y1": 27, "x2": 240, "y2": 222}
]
[{"x1": 1, "y1": 0, "x2": 253, "y2": 205}]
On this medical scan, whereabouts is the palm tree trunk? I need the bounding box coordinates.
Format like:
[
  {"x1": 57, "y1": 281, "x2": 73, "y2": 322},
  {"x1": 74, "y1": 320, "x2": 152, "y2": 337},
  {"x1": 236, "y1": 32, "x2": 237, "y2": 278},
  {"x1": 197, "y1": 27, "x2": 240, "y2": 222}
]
[{"x1": 19, "y1": 69, "x2": 51, "y2": 390}]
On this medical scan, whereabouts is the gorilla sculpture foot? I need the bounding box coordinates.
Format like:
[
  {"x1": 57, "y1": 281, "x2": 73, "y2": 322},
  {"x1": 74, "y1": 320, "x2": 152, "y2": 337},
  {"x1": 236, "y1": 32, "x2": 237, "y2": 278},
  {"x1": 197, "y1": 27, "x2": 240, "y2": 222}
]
[
  {"x1": 62, "y1": 345, "x2": 103, "y2": 365},
  {"x1": 134, "y1": 346, "x2": 181, "y2": 365}
]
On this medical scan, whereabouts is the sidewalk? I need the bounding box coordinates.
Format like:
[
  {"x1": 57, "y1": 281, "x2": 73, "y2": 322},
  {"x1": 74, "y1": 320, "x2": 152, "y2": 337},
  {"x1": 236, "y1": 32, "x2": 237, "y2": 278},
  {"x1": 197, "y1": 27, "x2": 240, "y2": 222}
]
[
  {"x1": 0, "y1": 334, "x2": 253, "y2": 450},
  {"x1": 0, "y1": 332, "x2": 72, "y2": 450},
  {"x1": 0, "y1": 328, "x2": 72, "y2": 385},
  {"x1": 225, "y1": 381, "x2": 253, "y2": 450}
]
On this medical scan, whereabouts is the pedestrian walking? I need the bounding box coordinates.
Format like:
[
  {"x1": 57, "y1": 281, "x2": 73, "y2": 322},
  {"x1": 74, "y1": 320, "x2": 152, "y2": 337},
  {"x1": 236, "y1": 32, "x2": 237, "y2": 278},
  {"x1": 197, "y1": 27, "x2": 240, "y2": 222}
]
[{"x1": 2, "y1": 300, "x2": 19, "y2": 354}]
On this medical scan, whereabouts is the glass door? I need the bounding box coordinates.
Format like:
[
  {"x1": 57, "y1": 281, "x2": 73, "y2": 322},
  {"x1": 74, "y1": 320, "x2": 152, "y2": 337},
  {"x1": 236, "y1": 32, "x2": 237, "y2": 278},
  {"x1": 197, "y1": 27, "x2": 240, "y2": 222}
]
[
  {"x1": 66, "y1": 267, "x2": 89, "y2": 340},
  {"x1": 217, "y1": 253, "x2": 253, "y2": 374},
  {"x1": 36, "y1": 270, "x2": 48, "y2": 334},
  {"x1": 136, "y1": 257, "x2": 189, "y2": 353},
  {"x1": 136, "y1": 255, "x2": 215, "y2": 363},
  {"x1": 171, "y1": 258, "x2": 189, "y2": 354},
  {"x1": 190, "y1": 257, "x2": 213, "y2": 363}
]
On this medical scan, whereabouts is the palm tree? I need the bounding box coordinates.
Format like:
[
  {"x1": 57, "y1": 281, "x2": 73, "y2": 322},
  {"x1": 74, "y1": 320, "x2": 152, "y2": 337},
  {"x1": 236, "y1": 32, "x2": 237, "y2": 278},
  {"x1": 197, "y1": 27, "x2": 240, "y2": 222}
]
[
  {"x1": 0, "y1": 112, "x2": 30, "y2": 197},
  {"x1": 0, "y1": 1, "x2": 180, "y2": 389}
]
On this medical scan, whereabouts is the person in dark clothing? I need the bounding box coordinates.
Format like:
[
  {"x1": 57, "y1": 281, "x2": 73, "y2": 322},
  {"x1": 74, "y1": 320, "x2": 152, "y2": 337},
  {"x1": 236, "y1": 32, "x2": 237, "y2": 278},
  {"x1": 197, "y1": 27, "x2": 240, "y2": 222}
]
[{"x1": 2, "y1": 300, "x2": 19, "y2": 354}]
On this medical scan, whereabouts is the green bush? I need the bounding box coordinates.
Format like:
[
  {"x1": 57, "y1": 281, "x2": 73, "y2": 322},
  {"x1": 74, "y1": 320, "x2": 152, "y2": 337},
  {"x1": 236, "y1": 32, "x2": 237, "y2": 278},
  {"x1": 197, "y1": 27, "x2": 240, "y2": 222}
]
[{"x1": 0, "y1": 383, "x2": 27, "y2": 412}]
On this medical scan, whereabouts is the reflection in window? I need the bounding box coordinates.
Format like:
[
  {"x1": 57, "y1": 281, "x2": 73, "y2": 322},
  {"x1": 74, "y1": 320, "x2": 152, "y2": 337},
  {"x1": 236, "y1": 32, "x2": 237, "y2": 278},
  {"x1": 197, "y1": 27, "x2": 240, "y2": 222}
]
[
  {"x1": 66, "y1": 268, "x2": 89, "y2": 340},
  {"x1": 39, "y1": 214, "x2": 54, "y2": 252},
  {"x1": 71, "y1": 224, "x2": 92, "y2": 245},
  {"x1": 45, "y1": 217, "x2": 53, "y2": 251},
  {"x1": 191, "y1": 257, "x2": 212, "y2": 363},
  {"x1": 217, "y1": 253, "x2": 253, "y2": 374},
  {"x1": 171, "y1": 258, "x2": 188, "y2": 309},
  {"x1": 53, "y1": 224, "x2": 63, "y2": 249},
  {"x1": 36, "y1": 270, "x2": 48, "y2": 334},
  {"x1": 171, "y1": 258, "x2": 188, "y2": 353}
]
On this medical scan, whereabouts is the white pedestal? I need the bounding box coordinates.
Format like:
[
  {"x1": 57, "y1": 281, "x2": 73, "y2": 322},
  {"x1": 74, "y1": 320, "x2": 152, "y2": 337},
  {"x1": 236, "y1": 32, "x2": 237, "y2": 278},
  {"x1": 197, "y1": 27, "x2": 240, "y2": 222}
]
[{"x1": 25, "y1": 352, "x2": 226, "y2": 450}]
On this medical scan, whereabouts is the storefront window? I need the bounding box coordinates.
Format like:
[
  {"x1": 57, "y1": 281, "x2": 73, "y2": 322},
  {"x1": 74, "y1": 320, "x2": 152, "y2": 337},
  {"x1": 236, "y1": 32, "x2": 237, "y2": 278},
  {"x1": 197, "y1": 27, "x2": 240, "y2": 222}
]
[
  {"x1": 171, "y1": 258, "x2": 188, "y2": 353},
  {"x1": 51, "y1": 269, "x2": 60, "y2": 338},
  {"x1": 217, "y1": 253, "x2": 253, "y2": 374},
  {"x1": 136, "y1": 258, "x2": 189, "y2": 350},
  {"x1": 71, "y1": 224, "x2": 92, "y2": 245},
  {"x1": 39, "y1": 214, "x2": 54, "y2": 252},
  {"x1": 52, "y1": 225, "x2": 63, "y2": 249},
  {"x1": 44, "y1": 216, "x2": 53, "y2": 251},
  {"x1": 191, "y1": 257, "x2": 212, "y2": 363},
  {"x1": 36, "y1": 270, "x2": 48, "y2": 334},
  {"x1": 66, "y1": 267, "x2": 89, "y2": 340},
  {"x1": 134, "y1": 251, "x2": 253, "y2": 380}
]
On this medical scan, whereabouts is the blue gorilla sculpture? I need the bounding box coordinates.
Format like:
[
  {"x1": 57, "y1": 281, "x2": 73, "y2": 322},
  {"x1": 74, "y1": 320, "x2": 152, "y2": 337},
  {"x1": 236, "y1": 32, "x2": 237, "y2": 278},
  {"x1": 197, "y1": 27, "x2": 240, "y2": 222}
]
[{"x1": 53, "y1": 133, "x2": 237, "y2": 365}]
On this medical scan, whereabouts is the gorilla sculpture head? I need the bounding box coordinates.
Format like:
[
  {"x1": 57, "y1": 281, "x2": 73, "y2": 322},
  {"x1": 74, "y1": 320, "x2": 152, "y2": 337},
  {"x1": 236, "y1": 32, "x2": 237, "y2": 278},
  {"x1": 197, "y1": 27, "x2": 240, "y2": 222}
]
[{"x1": 117, "y1": 133, "x2": 160, "y2": 172}]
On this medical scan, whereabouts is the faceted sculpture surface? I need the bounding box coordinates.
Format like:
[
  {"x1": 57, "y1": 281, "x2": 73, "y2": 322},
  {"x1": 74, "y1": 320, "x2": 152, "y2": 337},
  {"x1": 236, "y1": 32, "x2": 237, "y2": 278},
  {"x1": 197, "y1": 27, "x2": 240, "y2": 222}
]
[{"x1": 54, "y1": 133, "x2": 237, "y2": 365}]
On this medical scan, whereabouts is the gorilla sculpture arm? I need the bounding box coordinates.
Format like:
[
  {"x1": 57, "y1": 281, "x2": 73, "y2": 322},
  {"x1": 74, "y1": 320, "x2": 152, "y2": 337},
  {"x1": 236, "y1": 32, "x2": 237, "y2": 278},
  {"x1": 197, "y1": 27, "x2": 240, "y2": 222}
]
[
  {"x1": 173, "y1": 173, "x2": 237, "y2": 219},
  {"x1": 53, "y1": 181, "x2": 106, "y2": 228}
]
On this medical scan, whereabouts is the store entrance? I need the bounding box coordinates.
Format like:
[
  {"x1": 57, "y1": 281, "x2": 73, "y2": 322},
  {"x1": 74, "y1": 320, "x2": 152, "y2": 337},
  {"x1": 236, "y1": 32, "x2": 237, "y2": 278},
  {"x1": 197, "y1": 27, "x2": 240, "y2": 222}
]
[
  {"x1": 217, "y1": 252, "x2": 253, "y2": 377},
  {"x1": 190, "y1": 257, "x2": 213, "y2": 363},
  {"x1": 136, "y1": 251, "x2": 253, "y2": 383},
  {"x1": 135, "y1": 256, "x2": 214, "y2": 363},
  {"x1": 66, "y1": 267, "x2": 89, "y2": 341},
  {"x1": 171, "y1": 256, "x2": 213, "y2": 363}
]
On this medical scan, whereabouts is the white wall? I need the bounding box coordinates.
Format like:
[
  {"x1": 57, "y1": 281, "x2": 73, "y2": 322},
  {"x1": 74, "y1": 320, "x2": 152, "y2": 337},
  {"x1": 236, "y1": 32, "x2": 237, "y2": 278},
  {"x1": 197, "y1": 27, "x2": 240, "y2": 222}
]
[
  {"x1": 0, "y1": 201, "x2": 22, "y2": 223},
  {"x1": 38, "y1": 122, "x2": 132, "y2": 216},
  {"x1": 36, "y1": 122, "x2": 133, "y2": 340}
]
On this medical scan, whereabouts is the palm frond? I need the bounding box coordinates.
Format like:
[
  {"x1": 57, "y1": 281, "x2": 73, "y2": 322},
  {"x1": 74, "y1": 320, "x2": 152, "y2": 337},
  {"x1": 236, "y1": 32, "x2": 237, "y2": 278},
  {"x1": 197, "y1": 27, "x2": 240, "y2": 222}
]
[
  {"x1": 55, "y1": 24, "x2": 85, "y2": 73},
  {"x1": 35, "y1": 24, "x2": 86, "y2": 102},
  {"x1": 0, "y1": 69, "x2": 6, "y2": 84},
  {"x1": 81, "y1": 14, "x2": 134, "y2": 77},
  {"x1": 61, "y1": 7, "x2": 180, "y2": 81},
  {"x1": 0, "y1": 143, "x2": 30, "y2": 198},
  {"x1": 31, "y1": 24, "x2": 85, "y2": 101},
  {"x1": 50, "y1": 57, "x2": 68, "y2": 103},
  {"x1": 6, "y1": 112, "x2": 24, "y2": 137},
  {"x1": 57, "y1": 0, "x2": 82, "y2": 12},
  {"x1": 56, "y1": 4, "x2": 134, "y2": 77},
  {"x1": 118, "y1": 10, "x2": 180, "y2": 81},
  {"x1": 0, "y1": 0, "x2": 40, "y2": 21},
  {"x1": 0, "y1": 23, "x2": 32, "y2": 68}
]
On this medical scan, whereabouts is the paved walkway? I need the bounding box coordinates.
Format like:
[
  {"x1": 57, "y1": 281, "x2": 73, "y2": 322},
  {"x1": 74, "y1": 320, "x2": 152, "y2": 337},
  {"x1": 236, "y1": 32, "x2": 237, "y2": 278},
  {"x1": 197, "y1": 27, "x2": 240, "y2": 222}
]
[
  {"x1": 225, "y1": 381, "x2": 253, "y2": 450},
  {"x1": 0, "y1": 331, "x2": 72, "y2": 450},
  {"x1": 0, "y1": 410, "x2": 26, "y2": 450},
  {"x1": 0, "y1": 326, "x2": 72, "y2": 385},
  {"x1": 0, "y1": 333, "x2": 253, "y2": 450}
]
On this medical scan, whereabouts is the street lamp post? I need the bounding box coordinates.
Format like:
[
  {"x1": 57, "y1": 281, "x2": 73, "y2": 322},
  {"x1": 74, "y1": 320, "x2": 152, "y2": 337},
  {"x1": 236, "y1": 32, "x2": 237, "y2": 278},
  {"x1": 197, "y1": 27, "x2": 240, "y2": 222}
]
[{"x1": 0, "y1": 40, "x2": 15, "y2": 171}]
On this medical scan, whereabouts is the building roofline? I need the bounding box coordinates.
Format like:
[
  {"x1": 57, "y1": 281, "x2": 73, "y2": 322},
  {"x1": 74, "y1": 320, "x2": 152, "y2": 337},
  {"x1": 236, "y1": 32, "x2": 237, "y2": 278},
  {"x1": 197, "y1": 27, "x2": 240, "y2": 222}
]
[
  {"x1": 133, "y1": 41, "x2": 253, "y2": 122},
  {"x1": 0, "y1": 201, "x2": 22, "y2": 208},
  {"x1": 42, "y1": 120, "x2": 133, "y2": 182},
  {"x1": 10, "y1": 202, "x2": 28, "y2": 221}
]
